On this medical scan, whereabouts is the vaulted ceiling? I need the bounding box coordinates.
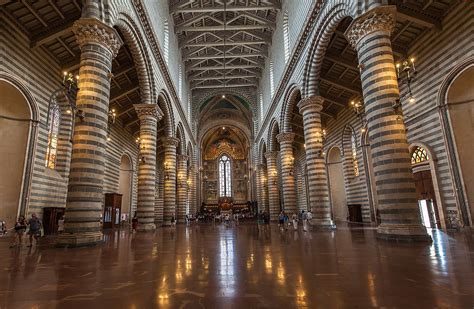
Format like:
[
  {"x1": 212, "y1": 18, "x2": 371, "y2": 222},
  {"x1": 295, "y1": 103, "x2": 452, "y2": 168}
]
[{"x1": 169, "y1": 0, "x2": 280, "y2": 91}]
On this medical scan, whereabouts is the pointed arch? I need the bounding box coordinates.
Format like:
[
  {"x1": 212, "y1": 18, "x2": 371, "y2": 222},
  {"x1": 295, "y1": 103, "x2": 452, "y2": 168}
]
[
  {"x1": 258, "y1": 139, "x2": 267, "y2": 165},
  {"x1": 176, "y1": 122, "x2": 186, "y2": 155},
  {"x1": 115, "y1": 13, "x2": 155, "y2": 105},
  {"x1": 267, "y1": 119, "x2": 280, "y2": 152},
  {"x1": 280, "y1": 85, "x2": 302, "y2": 133},
  {"x1": 303, "y1": 1, "x2": 354, "y2": 97},
  {"x1": 158, "y1": 91, "x2": 175, "y2": 137}
]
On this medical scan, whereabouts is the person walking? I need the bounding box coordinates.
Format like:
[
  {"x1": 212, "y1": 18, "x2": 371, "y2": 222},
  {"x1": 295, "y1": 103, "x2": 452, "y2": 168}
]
[
  {"x1": 278, "y1": 212, "x2": 285, "y2": 231},
  {"x1": 27, "y1": 213, "x2": 42, "y2": 247},
  {"x1": 302, "y1": 211, "x2": 308, "y2": 232},
  {"x1": 291, "y1": 213, "x2": 298, "y2": 231},
  {"x1": 10, "y1": 215, "x2": 27, "y2": 248}
]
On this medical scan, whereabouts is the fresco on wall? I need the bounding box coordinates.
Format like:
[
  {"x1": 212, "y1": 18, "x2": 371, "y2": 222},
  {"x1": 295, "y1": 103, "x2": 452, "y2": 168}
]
[{"x1": 204, "y1": 129, "x2": 245, "y2": 160}]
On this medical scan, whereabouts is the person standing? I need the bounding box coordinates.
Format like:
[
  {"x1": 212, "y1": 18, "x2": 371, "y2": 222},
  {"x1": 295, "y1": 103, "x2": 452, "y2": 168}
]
[
  {"x1": 291, "y1": 213, "x2": 298, "y2": 231},
  {"x1": 10, "y1": 215, "x2": 27, "y2": 248},
  {"x1": 278, "y1": 212, "x2": 285, "y2": 231},
  {"x1": 27, "y1": 213, "x2": 42, "y2": 247},
  {"x1": 57, "y1": 215, "x2": 65, "y2": 233},
  {"x1": 304, "y1": 210, "x2": 313, "y2": 232}
]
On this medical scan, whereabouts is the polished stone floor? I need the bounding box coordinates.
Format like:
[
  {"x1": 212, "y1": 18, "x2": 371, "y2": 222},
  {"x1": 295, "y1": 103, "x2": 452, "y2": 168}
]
[{"x1": 0, "y1": 223, "x2": 473, "y2": 309}]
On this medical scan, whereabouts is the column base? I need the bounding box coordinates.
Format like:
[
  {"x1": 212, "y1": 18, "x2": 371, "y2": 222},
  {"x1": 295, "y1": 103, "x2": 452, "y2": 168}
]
[
  {"x1": 376, "y1": 223, "x2": 432, "y2": 242},
  {"x1": 311, "y1": 219, "x2": 336, "y2": 230},
  {"x1": 162, "y1": 220, "x2": 173, "y2": 227},
  {"x1": 56, "y1": 231, "x2": 104, "y2": 248},
  {"x1": 136, "y1": 223, "x2": 156, "y2": 232}
]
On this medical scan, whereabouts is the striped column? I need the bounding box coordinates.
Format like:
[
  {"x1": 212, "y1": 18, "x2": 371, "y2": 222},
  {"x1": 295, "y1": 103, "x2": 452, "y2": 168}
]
[
  {"x1": 255, "y1": 165, "x2": 263, "y2": 211},
  {"x1": 189, "y1": 161, "x2": 197, "y2": 215},
  {"x1": 346, "y1": 6, "x2": 429, "y2": 241},
  {"x1": 297, "y1": 96, "x2": 335, "y2": 229},
  {"x1": 162, "y1": 137, "x2": 179, "y2": 226},
  {"x1": 277, "y1": 132, "x2": 298, "y2": 215},
  {"x1": 257, "y1": 164, "x2": 269, "y2": 213},
  {"x1": 176, "y1": 154, "x2": 188, "y2": 222},
  {"x1": 265, "y1": 151, "x2": 280, "y2": 220},
  {"x1": 57, "y1": 19, "x2": 122, "y2": 247},
  {"x1": 134, "y1": 104, "x2": 163, "y2": 231}
]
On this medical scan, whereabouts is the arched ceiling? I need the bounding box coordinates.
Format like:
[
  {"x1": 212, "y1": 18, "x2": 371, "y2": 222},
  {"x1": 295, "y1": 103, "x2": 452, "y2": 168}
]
[
  {"x1": 201, "y1": 126, "x2": 249, "y2": 160},
  {"x1": 169, "y1": 0, "x2": 280, "y2": 91}
]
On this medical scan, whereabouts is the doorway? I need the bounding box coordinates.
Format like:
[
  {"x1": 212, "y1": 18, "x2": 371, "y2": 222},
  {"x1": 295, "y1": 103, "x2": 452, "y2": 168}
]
[
  {"x1": 118, "y1": 154, "x2": 133, "y2": 222},
  {"x1": 414, "y1": 169, "x2": 440, "y2": 229},
  {"x1": 327, "y1": 147, "x2": 347, "y2": 221},
  {"x1": 0, "y1": 80, "x2": 33, "y2": 228},
  {"x1": 446, "y1": 65, "x2": 474, "y2": 225}
]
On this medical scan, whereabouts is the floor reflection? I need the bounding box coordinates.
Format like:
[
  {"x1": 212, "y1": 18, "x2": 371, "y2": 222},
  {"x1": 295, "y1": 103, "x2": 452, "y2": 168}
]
[{"x1": 0, "y1": 223, "x2": 472, "y2": 308}]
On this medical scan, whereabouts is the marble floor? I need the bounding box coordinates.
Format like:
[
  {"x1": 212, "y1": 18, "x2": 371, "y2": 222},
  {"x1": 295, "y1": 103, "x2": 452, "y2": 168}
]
[{"x1": 0, "y1": 223, "x2": 473, "y2": 309}]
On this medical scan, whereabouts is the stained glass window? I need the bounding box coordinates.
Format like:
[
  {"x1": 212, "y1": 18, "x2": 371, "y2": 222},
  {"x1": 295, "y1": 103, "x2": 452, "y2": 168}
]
[
  {"x1": 283, "y1": 12, "x2": 290, "y2": 63},
  {"x1": 411, "y1": 146, "x2": 429, "y2": 164},
  {"x1": 351, "y1": 133, "x2": 359, "y2": 177},
  {"x1": 164, "y1": 19, "x2": 169, "y2": 64},
  {"x1": 219, "y1": 155, "x2": 232, "y2": 197},
  {"x1": 45, "y1": 104, "x2": 61, "y2": 169}
]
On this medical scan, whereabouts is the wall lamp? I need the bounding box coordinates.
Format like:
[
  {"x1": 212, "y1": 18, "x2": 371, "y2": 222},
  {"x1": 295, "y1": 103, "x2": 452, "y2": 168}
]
[
  {"x1": 164, "y1": 161, "x2": 170, "y2": 180},
  {"x1": 394, "y1": 57, "x2": 417, "y2": 114},
  {"x1": 351, "y1": 100, "x2": 367, "y2": 132}
]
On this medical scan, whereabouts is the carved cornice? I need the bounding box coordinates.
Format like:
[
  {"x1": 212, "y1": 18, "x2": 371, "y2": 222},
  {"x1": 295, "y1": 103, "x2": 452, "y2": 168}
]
[
  {"x1": 134, "y1": 103, "x2": 164, "y2": 120},
  {"x1": 345, "y1": 6, "x2": 397, "y2": 49},
  {"x1": 73, "y1": 18, "x2": 123, "y2": 57},
  {"x1": 276, "y1": 132, "x2": 296, "y2": 144},
  {"x1": 264, "y1": 151, "x2": 279, "y2": 160},
  {"x1": 297, "y1": 96, "x2": 324, "y2": 113},
  {"x1": 161, "y1": 137, "x2": 180, "y2": 147}
]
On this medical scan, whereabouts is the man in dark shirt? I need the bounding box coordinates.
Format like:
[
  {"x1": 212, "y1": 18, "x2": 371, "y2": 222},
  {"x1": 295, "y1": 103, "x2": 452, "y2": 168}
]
[{"x1": 27, "y1": 213, "x2": 42, "y2": 247}]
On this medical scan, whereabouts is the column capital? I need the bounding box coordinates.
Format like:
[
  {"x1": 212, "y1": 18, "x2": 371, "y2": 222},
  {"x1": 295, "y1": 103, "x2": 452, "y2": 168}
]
[
  {"x1": 256, "y1": 163, "x2": 266, "y2": 169},
  {"x1": 177, "y1": 154, "x2": 189, "y2": 162},
  {"x1": 345, "y1": 6, "x2": 397, "y2": 49},
  {"x1": 161, "y1": 136, "x2": 180, "y2": 147},
  {"x1": 276, "y1": 132, "x2": 296, "y2": 144},
  {"x1": 297, "y1": 96, "x2": 324, "y2": 113},
  {"x1": 134, "y1": 104, "x2": 164, "y2": 121},
  {"x1": 73, "y1": 18, "x2": 123, "y2": 57},
  {"x1": 264, "y1": 151, "x2": 279, "y2": 160}
]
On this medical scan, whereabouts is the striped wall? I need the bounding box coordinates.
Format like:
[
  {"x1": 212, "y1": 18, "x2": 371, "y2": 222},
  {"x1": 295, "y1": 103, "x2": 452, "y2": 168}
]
[
  {"x1": 323, "y1": 109, "x2": 371, "y2": 222},
  {"x1": 254, "y1": 1, "x2": 473, "y2": 228},
  {"x1": 400, "y1": 2, "x2": 473, "y2": 227}
]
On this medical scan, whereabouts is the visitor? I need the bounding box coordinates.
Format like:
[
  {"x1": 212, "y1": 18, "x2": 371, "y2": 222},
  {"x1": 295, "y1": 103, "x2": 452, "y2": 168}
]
[
  {"x1": 131, "y1": 214, "x2": 138, "y2": 231},
  {"x1": 171, "y1": 215, "x2": 176, "y2": 227},
  {"x1": 303, "y1": 210, "x2": 313, "y2": 232},
  {"x1": 10, "y1": 215, "x2": 27, "y2": 248},
  {"x1": 278, "y1": 212, "x2": 285, "y2": 231},
  {"x1": 284, "y1": 212, "x2": 290, "y2": 230},
  {"x1": 291, "y1": 213, "x2": 298, "y2": 230},
  {"x1": 0, "y1": 220, "x2": 7, "y2": 236},
  {"x1": 257, "y1": 211, "x2": 264, "y2": 225},
  {"x1": 27, "y1": 213, "x2": 42, "y2": 247},
  {"x1": 264, "y1": 211, "x2": 270, "y2": 224},
  {"x1": 57, "y1": 215, "x2": 65, "y2": 233}
]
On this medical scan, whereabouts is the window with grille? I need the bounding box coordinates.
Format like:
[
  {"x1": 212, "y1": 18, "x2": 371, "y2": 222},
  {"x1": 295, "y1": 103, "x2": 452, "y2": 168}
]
[
  {"x1": 411, "y1": 146, "x2": 429, "y2": 164},
  {"x1": 45, "y1": 104, "x2": 61, "y2": 169},
  {"x1": 219, "y1": 155, "x2": 232, "y2": 197}
]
